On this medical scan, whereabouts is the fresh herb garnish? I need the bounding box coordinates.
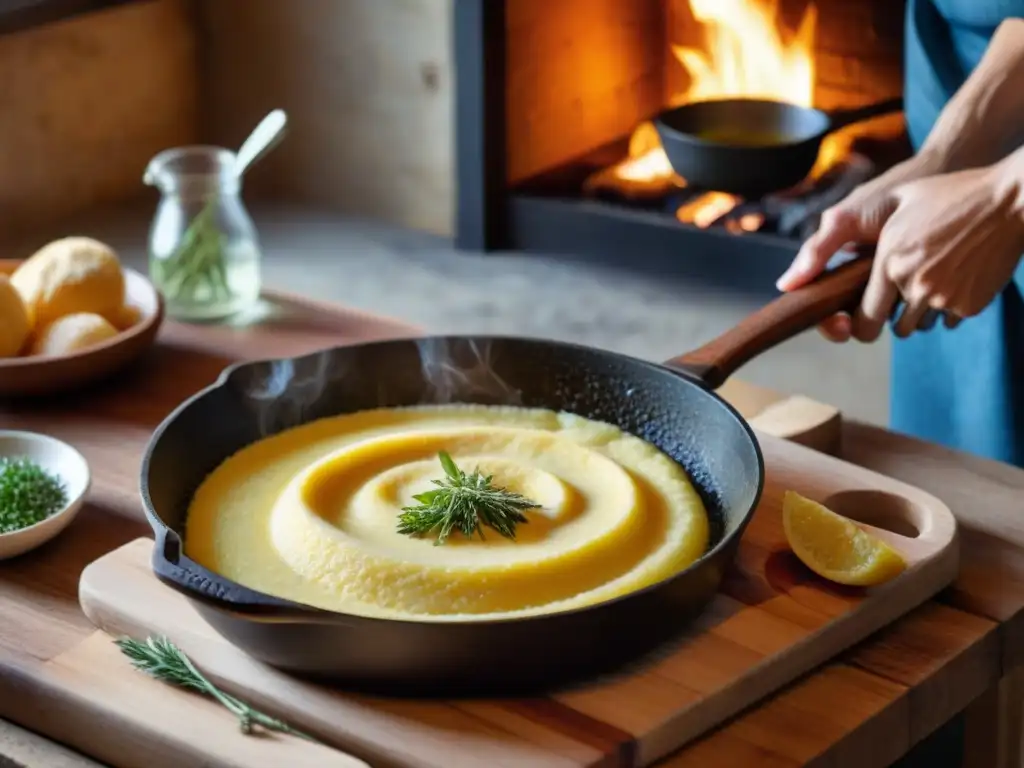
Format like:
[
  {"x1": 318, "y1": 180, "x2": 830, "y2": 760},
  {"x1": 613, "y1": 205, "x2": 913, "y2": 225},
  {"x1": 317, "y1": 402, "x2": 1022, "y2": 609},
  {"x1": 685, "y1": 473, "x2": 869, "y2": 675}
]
[
  {"x1": 397, "y1": 451, "x2": 540, "y2": 545},
  {"x1": 0, "y1": 457, "x2": 68, "y2": 533},
  {"x1": 115, "y1": 635, "x2": 319, "y2": 741}
]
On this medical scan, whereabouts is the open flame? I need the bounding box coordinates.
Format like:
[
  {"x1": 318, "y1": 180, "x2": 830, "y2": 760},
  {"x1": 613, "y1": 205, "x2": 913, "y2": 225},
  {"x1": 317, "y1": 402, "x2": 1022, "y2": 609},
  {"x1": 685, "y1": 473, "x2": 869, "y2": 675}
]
[
  {"x1": 610, "y1": 0, "x2": 827, "y2": 228},
  {"x1": 675, "y1": 192, "x2": 743, "y2": 228},
  {"x1": 674, "y1": 0, "x2": 815, "y2": 106}
]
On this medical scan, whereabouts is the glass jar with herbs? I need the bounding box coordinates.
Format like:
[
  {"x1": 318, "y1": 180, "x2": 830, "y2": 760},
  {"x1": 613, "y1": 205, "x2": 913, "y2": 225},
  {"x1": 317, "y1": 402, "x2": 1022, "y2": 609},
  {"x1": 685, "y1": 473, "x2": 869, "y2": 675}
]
[{"x1": 144, "y1": 145, "x2": 263, "y2": 321}]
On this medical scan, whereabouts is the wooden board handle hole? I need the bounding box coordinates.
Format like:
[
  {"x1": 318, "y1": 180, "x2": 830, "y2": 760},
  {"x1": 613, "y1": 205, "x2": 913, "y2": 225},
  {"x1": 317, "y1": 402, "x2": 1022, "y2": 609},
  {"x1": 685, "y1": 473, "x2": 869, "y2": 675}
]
[{"x1": 822, "y1": 490, "x2": 922, "y2": 539}]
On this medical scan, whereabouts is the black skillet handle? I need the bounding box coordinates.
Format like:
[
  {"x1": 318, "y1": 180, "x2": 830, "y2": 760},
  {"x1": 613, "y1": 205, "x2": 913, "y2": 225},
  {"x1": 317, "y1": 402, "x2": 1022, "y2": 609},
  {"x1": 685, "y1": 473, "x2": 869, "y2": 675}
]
[
  {"x1": 826, "y1": 97, "x2": 903, "y2": 132},
  {"x1": 666, "y1": 250, "x2": 873, "y2": 390},
  {"x1": 151, "y1": 530, "x2": 325, "y2": 621}
]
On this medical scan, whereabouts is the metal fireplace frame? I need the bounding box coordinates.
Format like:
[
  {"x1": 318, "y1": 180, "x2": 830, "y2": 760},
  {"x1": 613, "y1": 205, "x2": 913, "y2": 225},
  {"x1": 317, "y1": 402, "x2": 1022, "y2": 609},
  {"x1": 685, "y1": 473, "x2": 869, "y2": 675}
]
[{"x1": 452, "y1": 0, "x2": 801, "y2": 296}]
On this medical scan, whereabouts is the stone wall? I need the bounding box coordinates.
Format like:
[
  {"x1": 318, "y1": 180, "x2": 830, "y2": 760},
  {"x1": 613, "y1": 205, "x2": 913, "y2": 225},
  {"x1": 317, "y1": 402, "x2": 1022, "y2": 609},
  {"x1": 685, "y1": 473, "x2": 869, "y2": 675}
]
[{"x1": 506, "y1": 0, "x2": 665, "y2": 185}]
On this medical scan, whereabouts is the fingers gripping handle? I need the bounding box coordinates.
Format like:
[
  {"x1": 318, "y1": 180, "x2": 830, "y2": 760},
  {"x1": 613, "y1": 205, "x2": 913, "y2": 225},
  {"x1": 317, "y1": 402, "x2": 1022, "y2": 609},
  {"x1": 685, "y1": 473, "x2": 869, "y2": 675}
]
[{"x1": 667, "y1": 255, "x2": 873, "y2": 389}]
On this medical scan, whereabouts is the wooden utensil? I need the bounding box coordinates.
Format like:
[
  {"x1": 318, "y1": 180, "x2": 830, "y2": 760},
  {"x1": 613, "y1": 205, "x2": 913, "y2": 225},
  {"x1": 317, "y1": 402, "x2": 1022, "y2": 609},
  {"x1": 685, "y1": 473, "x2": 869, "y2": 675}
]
[{"x1": 0, "y1": 259, "x2": 164, "y2": 398}]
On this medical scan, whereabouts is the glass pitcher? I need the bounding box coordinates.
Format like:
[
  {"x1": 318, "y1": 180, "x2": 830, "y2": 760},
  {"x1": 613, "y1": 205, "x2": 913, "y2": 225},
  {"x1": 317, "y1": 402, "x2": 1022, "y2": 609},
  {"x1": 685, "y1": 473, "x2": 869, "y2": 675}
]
[{"x1": 144, "y1": 146, "x2": 262, "y2": 321}]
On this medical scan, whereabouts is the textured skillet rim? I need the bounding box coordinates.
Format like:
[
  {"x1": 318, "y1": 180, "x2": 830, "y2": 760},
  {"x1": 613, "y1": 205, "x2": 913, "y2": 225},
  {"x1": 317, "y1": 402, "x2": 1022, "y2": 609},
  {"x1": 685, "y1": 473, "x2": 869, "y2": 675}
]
[{"x1": 139, "y1": 334, "x2": 767, "y2": 628}]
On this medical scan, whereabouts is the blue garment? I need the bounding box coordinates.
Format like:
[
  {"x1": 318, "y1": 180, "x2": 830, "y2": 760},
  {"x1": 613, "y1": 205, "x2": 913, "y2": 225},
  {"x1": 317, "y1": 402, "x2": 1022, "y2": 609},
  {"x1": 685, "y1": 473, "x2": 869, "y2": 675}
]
[{"x1": 892, "y1": 0, "x2": 1024, "y2": 466}]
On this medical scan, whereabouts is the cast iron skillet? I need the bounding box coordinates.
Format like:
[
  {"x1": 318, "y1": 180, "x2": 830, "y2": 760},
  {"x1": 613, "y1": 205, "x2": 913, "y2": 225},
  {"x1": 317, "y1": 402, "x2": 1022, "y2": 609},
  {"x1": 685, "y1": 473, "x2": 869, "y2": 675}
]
[
  {"x1": 140, "y1": 256, "x2": 872, "y2": 696},
  {"x1": 654, "y1": 97, "x2": 903, "y2": 197}
]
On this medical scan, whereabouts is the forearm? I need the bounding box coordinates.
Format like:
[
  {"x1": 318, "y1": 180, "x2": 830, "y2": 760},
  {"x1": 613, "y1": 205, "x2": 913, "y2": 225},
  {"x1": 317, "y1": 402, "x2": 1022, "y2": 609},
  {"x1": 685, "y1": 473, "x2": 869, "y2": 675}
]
[
  {"x1": 920, "y1": 18, "x2": 1024, "y2": 170},
  {"x1": 991, "y1": 140, "x2": 1024, "y2": 221}
]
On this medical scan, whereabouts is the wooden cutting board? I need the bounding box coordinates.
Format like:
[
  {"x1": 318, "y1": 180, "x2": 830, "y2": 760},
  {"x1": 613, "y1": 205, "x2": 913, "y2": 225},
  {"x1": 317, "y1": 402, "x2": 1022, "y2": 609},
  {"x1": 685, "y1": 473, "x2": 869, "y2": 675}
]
[
  {"x1": 0, "y1": 287, "x2": 883, "y2": 768},
  {"x1": 66, "y1": 432, "x2": 957, "y2": 768}
]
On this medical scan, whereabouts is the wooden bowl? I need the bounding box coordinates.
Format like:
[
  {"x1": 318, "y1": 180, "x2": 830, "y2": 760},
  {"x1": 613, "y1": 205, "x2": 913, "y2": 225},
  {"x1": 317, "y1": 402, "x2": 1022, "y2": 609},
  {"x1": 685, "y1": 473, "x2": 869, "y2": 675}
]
[{"x1": 0, "y1": 259, "x2": 164, "y2": 397}]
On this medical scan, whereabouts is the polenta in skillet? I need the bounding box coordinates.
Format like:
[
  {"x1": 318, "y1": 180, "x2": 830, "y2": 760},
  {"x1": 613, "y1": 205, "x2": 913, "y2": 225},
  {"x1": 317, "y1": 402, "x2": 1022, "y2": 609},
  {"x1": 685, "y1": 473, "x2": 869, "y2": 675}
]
[{"x1": 184, "y1": 405, "x2": 710, "y2": 621}]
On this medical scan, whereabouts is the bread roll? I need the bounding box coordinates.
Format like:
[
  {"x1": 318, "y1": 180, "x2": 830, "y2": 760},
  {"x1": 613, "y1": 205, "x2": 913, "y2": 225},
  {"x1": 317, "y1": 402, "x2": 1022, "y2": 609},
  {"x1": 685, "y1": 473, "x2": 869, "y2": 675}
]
[
  {"x1": 30, "y1": 312, "x2": 119, "y2": 357},
  {"x1": 12, "y1": 237, "x2": 125, "y2": 328},
  {"x1": 0, "y1": 274, "x2": 30, "y2": 357}
]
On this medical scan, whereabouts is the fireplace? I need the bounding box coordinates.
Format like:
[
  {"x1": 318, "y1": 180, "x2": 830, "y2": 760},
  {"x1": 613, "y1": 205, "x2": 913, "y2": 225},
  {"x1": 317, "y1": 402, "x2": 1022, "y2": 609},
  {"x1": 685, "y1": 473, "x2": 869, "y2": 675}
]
[{"x1": 454, "y1": 0, "x2": 909, "y2": 294}]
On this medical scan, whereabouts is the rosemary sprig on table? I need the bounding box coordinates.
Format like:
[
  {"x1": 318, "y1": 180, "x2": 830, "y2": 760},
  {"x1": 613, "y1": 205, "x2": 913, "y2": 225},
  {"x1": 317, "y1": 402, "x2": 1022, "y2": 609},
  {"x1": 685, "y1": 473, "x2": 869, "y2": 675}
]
[
  {"x1": 151, "y1": 201, "x2": 232, "y2": 304},
  {"x1": 397, "y1": 451, "x2": 541, "y2": 545},
  {"x1": 115, "y1": 636, "x2": 319, "y2": 742}
]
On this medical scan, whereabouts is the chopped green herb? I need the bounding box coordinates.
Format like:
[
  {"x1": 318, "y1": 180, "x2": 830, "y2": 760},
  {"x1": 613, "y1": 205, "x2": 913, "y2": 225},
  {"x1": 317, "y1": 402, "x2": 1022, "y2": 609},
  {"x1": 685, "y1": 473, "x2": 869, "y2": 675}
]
[{"x1": 0, "y1": 457, "x2": 68, "y2": 533}]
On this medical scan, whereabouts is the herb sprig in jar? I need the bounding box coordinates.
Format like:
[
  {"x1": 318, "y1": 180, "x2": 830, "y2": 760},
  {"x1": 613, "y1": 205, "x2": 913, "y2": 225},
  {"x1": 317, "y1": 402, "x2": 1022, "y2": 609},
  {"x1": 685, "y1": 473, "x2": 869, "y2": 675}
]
[
  {"x1": 150, "y1": 201, "x2": 233, "y2": 305},
  {"x1": 0, "y1": 457, "x2": 68, "y2": 533}
]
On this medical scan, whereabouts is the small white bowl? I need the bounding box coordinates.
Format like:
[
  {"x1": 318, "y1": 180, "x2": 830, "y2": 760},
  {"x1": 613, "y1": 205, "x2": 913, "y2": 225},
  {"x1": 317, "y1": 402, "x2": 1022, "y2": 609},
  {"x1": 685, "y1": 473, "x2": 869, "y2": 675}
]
[{"x1": 0, "y1": 430, "x2": 90, "y2": 559}]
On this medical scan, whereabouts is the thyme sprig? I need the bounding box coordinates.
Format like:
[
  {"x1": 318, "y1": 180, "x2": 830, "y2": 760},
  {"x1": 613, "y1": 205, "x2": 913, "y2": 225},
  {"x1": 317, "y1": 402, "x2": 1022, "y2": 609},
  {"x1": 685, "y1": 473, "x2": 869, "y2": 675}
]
[
  {"x1": 115, "y1": 635, "x2": 319, "y2": 742},
  {"x1": 397, "y1": 451, "x2": 540, "y2": 545}
]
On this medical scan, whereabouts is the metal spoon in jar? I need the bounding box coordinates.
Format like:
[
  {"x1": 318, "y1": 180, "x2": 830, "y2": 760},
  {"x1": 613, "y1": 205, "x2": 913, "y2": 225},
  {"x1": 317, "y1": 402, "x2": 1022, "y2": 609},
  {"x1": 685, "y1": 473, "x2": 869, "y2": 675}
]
[{"x1": 233, "y1": 109, "x2": 289, "y2": 177}]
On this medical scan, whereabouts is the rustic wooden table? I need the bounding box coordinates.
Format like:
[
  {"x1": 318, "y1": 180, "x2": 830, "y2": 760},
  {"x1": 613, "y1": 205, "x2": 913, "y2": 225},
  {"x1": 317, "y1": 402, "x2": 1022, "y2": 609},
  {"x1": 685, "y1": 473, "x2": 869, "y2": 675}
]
[{"x1": 0, "y1": 290, "x2": 1021, "y2": 768}]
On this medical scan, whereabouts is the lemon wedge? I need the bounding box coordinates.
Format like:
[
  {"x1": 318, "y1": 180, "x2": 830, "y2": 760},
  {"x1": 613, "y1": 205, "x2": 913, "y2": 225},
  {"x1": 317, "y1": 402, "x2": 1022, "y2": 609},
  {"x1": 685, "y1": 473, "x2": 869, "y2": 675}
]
[{"x1": 782, "y1": 491, "x2": 907, "y2": 587}]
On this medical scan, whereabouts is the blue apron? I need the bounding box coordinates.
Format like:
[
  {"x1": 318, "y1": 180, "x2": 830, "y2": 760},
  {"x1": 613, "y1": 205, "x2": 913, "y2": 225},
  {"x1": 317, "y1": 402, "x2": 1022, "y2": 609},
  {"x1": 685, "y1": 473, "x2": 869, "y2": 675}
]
[{"x1": 892, "y1": 0, "x2": 1024, "y2": 466}]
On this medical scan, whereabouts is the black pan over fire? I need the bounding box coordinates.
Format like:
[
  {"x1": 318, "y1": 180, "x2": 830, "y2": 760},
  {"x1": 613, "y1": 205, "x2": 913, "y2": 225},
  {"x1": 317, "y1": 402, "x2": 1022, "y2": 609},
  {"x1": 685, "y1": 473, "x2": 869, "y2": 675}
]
[{"x1": 655, "y1": 97, "x2": 903, "y2": 197}]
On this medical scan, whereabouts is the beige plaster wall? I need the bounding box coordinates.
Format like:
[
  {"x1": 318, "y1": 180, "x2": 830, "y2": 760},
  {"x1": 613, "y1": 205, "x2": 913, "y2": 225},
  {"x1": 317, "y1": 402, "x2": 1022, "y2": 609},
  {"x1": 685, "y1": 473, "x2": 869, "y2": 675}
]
[
  {"x1": 0, "y1": 0, "x2": 199, "y2": 247},
  {"x1": 195, "y1": 0, "x2": 454, "y2": 237},
  {"x1": 2, "y1": 0, "x2": 454, "y2": 240}
]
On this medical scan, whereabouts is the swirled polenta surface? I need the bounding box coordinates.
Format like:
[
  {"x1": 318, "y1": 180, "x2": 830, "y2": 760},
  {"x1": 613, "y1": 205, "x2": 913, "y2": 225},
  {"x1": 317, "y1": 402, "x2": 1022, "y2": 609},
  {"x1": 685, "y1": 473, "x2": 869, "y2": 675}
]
[{"x1": 184, "y1": 405, "x2": 709, "y2": 621}]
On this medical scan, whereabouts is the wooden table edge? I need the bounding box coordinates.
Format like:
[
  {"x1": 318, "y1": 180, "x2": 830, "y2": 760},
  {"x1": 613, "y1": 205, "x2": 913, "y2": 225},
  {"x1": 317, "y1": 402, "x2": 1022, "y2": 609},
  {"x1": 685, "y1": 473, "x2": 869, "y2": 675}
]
[
  {"x1": 0, "y1": 291, "x2": 1016, "y2": 768},
  {"x1": 261, "y1": 287, "x2": 425, "y2": 336},
  {"x1": 163, "y1": 296, "x2": 1024, "y2": 767}
]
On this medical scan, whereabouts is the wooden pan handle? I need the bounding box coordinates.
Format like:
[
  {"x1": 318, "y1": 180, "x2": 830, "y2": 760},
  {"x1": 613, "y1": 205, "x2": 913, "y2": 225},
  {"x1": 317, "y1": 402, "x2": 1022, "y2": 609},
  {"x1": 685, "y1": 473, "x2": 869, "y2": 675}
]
[{"x1": 666, "y1": 254, "x2": 872, "y2": 389}]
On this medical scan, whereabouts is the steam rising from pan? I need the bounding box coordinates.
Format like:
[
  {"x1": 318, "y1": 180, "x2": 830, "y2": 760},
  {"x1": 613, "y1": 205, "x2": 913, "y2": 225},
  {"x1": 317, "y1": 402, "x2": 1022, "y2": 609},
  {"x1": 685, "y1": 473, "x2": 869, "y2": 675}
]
[
  {"x1": 230, "y1": 337, "x2": 524, "y2": 438},
  {"x1": 415, "y1": 337, "x2": 522, "y2": 405},
  {"x1": 235, "y1": 349, "x2": 350, "y2": 437}
]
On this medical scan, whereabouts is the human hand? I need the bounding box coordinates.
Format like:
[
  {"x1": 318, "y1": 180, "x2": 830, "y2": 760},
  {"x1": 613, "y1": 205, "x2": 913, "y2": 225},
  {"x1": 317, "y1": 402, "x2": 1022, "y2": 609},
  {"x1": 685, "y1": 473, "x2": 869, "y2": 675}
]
[
  {"x1": 775, "y1": 151, "x2": 944, "y2": 341},
  {"x1": 841, "y1": 163, "x2": 1024, "y2": 341}
]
